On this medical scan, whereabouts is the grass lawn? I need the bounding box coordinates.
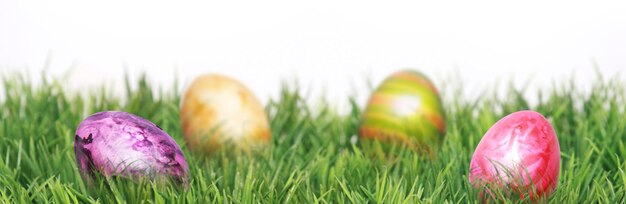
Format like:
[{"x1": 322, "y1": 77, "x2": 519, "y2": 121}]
[{"x1": 1, "y1": 71, "x2": 625, "y2": 203}]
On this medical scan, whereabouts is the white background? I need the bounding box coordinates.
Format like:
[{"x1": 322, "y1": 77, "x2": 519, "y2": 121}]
[{"x1": 1, "y1": 1, "x2": 625, "y2": 110}]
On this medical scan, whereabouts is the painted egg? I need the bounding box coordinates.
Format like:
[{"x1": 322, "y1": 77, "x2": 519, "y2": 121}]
[
  {"x1": 180, "y1": 74, "x2": 271, "y2": 155},
  {"x1": 74, "y1": 111, "x2": 189, "y2": 185},
  {"x1": 359, "y1": 70, "x2": 446, "y2": 155},
  {"x1": 469, "y1": 110, "x2": 560, "y2": 200}
]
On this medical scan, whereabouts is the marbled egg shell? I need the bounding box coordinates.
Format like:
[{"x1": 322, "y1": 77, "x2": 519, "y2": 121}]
[
  {"x1": 469, "y1": 110, "x2": 560, "y2": 200},
  {"x1": 180, "y1": 74, "x2": 270, "y2": 155},
  {"x1": 74, "y1": 111, "x2": 189, "y2": 185},
  {"x1": 359, "y1": 70, "x2": 446, "y2": 155}
]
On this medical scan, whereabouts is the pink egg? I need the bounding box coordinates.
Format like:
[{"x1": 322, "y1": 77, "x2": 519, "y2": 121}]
[
  {"x1": 469, "y1": 110, "x2": 560, "y2": 200},
  {"x1": 74, "y1": 111, "x2": 189, "y2": 185}
]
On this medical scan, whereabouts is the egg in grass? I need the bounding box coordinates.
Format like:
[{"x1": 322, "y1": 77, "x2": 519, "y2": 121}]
[
  {"x1": 180, "y1": 74, "x2": 271, "y2": 156},
  {"x1": 359, "y1": 70, "x2": 446, "y2": 157},
  {"x1": 469, "y1": 110, "x2": 560, "y2": 201},
  {"x1": 74, "y1": 111, "x2": 189, "y2": 186}
]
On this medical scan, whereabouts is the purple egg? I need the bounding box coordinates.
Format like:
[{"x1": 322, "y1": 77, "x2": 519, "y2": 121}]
[{"x1": 74, "y1": 111, "x2": 189, "y2": 185}]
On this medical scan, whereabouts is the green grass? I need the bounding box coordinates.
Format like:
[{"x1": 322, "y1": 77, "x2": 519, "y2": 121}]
[{"x1": 1, "y1": 70, "x2": 625, "y2": 203}]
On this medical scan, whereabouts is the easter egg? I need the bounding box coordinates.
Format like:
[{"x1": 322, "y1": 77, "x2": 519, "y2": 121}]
[
  {"x1": 469, "y1": 110, "x2": 560, "y2": 200},
  {"x1": 359, "y1": 70, "x2": 446, "y2": 155},
  {"x1": 74, "y1": 111, "x2": 189, "y2": 185},
  {"x1": 180, "y1": 74, "x2": 271, "y2": 155}
]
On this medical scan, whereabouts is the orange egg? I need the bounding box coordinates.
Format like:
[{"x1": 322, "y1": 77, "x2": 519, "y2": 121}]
[{"x1": 180, "y1": 74, "x2": 270, "y2": 155}]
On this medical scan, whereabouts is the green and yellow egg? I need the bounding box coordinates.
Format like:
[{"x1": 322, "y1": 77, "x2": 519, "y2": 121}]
[{"x1": 359, "y1": 70, "x2": 446, "y2": 156}]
